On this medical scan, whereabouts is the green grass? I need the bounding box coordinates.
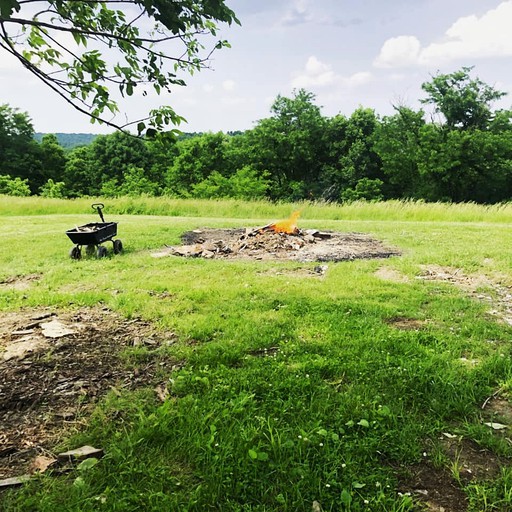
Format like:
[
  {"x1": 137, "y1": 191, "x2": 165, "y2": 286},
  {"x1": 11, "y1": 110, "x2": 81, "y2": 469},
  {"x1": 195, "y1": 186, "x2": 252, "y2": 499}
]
[{"x1": 1, "y1": 198, "x2": 512, "y2": 511}]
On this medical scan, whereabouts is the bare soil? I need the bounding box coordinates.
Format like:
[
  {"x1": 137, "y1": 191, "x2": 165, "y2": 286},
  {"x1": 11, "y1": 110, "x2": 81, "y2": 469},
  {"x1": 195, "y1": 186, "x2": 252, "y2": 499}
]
[
  {"x1": 397, "y1": 461, "x2": 469, "y2": 512},
  {"x1": 0, "y1": 307, "x2": 180, "y2": 481},
  {"x1": 151, "y1": 228, "x2": 401, "y2": 262},
  {"x1": 397, "y1": 434, "x2": 510, "y2": 512}
]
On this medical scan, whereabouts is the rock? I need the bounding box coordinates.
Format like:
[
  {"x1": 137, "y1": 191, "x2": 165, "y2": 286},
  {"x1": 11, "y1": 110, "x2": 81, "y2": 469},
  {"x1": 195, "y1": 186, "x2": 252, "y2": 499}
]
[
  {"x1": 2, "y1": 336, "x2": 49, "y2": 361},
  {"x1": 40, "y1": 319, "x2": 76, "y2": 338}
]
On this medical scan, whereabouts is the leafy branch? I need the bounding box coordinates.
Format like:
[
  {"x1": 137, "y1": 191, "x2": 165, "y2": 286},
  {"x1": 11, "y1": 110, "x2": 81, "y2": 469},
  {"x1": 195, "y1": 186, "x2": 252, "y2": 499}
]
[{"x1": 0, "y1": 0, "x2": 239, "y2": 135}]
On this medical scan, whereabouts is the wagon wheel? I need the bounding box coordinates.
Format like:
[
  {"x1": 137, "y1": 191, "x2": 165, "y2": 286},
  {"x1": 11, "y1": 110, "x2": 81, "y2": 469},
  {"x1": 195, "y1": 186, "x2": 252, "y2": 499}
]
[
  {"x1": 97, "y1": 245, "x2": 108, "y2": 258},
  {"x1": 113, "y1": 239, "x2": 123, "y2": 254},
  {"x1": 86, "y1": 245, "x2": 96, "y2": 256},
  {"x1": 69, "y1": 246, "x2": 82, "y2": 260}
]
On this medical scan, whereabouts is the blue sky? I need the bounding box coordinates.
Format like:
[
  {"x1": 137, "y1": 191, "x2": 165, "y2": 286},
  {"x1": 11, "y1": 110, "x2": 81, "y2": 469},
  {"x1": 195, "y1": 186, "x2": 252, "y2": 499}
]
[{"x1": 1, "y1": 0, "x2": 511, "y2": 133}]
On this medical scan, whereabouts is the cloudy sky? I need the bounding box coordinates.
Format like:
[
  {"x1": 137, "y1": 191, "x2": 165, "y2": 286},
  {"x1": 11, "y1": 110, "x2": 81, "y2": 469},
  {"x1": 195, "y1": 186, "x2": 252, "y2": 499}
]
[{"x1": 1, "y1": 0, "x2": 512, "y2": 134}]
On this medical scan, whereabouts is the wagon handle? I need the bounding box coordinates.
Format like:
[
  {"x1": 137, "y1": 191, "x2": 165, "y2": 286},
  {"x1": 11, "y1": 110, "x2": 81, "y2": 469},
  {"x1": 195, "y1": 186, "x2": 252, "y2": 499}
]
[{"x1": 92, "y1": 203, "x2": 105, "y2": 223}]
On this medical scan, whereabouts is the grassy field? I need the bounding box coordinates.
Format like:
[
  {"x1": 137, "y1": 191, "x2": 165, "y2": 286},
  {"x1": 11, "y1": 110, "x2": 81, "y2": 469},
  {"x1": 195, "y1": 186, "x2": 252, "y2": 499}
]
[{"x1": 1, "y1": 196, "x2": 512, "y2": 511}]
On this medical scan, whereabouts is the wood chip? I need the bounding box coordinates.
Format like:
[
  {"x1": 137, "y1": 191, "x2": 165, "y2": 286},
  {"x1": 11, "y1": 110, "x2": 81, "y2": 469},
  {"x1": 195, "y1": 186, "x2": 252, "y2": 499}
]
[
  {"x1": 0, "y1": 475, "x2": 31, "y2": 489},
  {"x1": 484, "y1": 421, "x2": 508, "y2": 430},
  {"x1": 31, "y1": 455, "x2": 57, "y2": 473},
  {"x1": 57, "y1": 445, "x2": 104, "y2": 462}
]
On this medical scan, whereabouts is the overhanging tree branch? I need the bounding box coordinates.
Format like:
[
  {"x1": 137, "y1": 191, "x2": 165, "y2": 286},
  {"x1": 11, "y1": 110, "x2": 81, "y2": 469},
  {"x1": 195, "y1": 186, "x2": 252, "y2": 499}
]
[{"x1": 0, "y1": 0, "x2": 240, "y2": 136}]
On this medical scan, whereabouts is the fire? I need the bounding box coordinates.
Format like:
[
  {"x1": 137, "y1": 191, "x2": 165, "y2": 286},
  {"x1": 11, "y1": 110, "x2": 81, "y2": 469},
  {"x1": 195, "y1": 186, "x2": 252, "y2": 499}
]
[{"x1": 268, "y1": 210, "x2": 301, "y2": 234}]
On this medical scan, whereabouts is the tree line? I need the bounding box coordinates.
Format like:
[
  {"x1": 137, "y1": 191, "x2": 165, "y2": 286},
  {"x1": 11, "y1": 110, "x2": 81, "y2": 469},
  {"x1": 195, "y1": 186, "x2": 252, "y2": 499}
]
[{"x1": 2, "y1": 67, "x2": 512, "y2": 204}]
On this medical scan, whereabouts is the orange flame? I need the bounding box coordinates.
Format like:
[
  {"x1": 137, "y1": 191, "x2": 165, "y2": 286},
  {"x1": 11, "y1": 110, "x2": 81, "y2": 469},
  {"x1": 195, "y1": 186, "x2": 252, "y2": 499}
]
[{"x1": 268, "y1": 210, "x2": 301, "y2": 234}]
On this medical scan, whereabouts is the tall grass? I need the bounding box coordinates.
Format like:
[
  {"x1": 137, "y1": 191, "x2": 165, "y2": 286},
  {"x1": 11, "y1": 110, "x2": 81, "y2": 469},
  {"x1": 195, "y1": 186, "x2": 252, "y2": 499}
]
[{"x1": 2, "y1": 195, "x2": 512, "y2": 223}]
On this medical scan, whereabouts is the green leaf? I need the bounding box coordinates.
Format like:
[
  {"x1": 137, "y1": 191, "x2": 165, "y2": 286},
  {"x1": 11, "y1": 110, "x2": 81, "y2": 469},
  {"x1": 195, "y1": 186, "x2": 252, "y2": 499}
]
[
  {"x1": 377, "y1": 405, "x2": 391, "y2": 417},
  {"x1": 340, "y1": 489, "x2": 352, "y2": 505},
  {"x1": 352, "y1": 481, "x2": 365, "y2": 489},
  {"x1": 357, "y1": 419, "x2": 370, "y2": 428},
  {"x1": 77, "y1": 457, "x2": 99, "y2": 471},
  {"x1": 137, "y1": 122, "x2": 146, "y2": 135},
  {"x1": 257, "y1": 451, "x2": 268, "y2": 461},
  {"x1": 0, "y1": 0, "x2": 20, "y2": 18},
  {"x1": 248, "y1": 449, "x2": 258, "y2": 460},
  {"x1": 73, "y1": 476, "x2": 86, "y2": 488}
]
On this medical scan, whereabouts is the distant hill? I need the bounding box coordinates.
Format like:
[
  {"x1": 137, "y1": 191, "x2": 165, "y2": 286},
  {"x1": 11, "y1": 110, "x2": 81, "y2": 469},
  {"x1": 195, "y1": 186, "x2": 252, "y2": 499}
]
[
  {"x1": 33, "y1": 130, "x2": 244, "y2": 149},
  {"x1": 34, "y1": 132, "x2": 99, "y2": 149}
]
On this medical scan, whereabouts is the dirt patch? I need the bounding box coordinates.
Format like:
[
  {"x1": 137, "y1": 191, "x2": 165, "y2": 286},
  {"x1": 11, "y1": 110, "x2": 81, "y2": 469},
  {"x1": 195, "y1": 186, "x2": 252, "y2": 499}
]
[
  {"x1": 440, "y1": 436, "x2": 507, "y2": 483},
  {"x1": 484, "y1": 397, "x2": 512, "y2": 426},
  {"x1": 385, "y1": 316, "x2": 426, "y2": 330},
  {"x1": 0, "y1": 307, "x2": 180, "y2": 481},
  {"x1": 397, "y1": 461, "x2": 468, "y2": 512},
  {"x1": 256, "y1": 265, "x2": 329, "y2": 278},
  {"x1": 397, "y1": 433, "x2": 511, "y2": 511},
  {"x1": 0, "y1": 274, "x2": 42, "y2": 291},
  {"x1": 417, "y1": 265, "x2": 512, "y2": 326},
  {"x1": 151, "y1": 228, "x2": 401, "y2": 263},
  {"x1": 375, "y1": 267, "x2": 410, "y2": 283}
]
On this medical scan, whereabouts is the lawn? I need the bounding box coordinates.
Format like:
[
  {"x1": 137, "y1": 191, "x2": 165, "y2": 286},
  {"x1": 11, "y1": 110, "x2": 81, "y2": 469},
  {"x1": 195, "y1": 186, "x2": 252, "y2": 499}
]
[{"x1": 1, "y1": 197, "x2": 512, "y2": 511}]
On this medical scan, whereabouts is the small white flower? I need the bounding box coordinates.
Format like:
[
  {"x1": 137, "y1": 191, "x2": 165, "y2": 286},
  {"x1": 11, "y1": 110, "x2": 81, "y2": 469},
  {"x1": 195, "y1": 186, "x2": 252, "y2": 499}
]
[
  {"x1": 341, "y1": 463, "x2": 346, "y2": 468},
  {"x1": 319, "y1": 443, "x2": 324, "y2": 447},
  {"x1": 325, "y1": 484, "x2": 331, "y2": 488}
]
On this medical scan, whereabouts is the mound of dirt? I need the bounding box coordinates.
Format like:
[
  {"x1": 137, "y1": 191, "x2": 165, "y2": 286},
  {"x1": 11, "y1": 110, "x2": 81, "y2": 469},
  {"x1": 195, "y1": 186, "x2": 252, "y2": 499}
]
[
  {"x1": 152, "y1": 228, "x2": 401, "y2": 262},
  {"x1": 0, "y1": 307, "x2": 180, "y2": 481}
]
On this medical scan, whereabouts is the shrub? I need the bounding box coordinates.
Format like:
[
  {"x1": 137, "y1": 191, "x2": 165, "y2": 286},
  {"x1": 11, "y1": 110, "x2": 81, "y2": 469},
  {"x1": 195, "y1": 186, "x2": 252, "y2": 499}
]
[{"x1": 0, "y1": 174, "x2": 31, "y2": 196}]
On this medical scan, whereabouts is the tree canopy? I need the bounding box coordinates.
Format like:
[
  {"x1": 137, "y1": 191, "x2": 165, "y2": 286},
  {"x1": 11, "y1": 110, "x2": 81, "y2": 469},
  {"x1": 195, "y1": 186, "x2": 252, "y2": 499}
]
[
  {"x1": 2, "y1": 67, "x2": 512, "y2": 204},
  {"x1": 0, "y1": 0, "x2": 239, "y2": 135},
  {"x1": 421, "y1": 66, "x2": 506, "y2": 130}
]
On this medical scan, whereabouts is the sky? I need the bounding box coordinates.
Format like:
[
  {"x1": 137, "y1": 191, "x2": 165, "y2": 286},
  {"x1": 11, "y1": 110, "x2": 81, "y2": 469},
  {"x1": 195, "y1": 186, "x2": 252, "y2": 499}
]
[{"x1": 1, "y1": 0, "x2": 512, "y2": 134}]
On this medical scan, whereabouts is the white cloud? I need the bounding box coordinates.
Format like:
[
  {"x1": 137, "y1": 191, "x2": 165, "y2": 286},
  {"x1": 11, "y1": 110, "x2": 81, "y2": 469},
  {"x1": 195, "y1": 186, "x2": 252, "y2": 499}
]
[
  {"x1": 202, "y1": 84, "x2": 214, "y2": 93},
  {"x1": 343, "y1": 71, "x2": 373, "y2": 87},
  {"x1": 292, "y1": 56, "x2": 336, "y2": 87},
  {"x1": 281, "y1": 0, "x2": 311, "y2": 26},
  {"x1": 292, "y1": 56, "x2": 372, "y2": 89},
  {"x1": 374, "y1": 35, "x2": 421, "y2": 69},
  {"x1": 374, "y1": 1, "x2": 512, "y2": 68},
  {"x1": 222, "y1": 79, "x2": 236, "y2": 92}
]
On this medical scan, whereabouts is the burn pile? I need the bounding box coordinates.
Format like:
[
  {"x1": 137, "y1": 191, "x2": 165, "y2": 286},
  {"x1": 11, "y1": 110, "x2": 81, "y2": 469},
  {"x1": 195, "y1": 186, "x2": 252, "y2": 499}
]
[{"x1": 152, "y1": 211, "x2": 401, "y2": 263}]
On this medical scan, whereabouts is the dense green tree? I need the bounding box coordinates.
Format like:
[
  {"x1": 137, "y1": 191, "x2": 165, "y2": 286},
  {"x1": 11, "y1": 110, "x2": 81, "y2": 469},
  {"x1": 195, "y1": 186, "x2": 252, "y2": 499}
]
[
  {"x1": 38, "y1": 134, "x2": 66, "y2": 185},
  {"x1": 0, "y1": 104, "x2": 42, "y2": 191},
  {"x1": 416, "y1": 124, "x2": 512, "y2": 202},
  {"x1": 421, "y1": 67, "x2": 507, "y2": 130},
  {"x1": 119, "y1": 165, "x2": 161, "y2": 197},
  {"x1": 63, "y1": 145, "x2": 96, "y2": 196},
  {"x1": 324, "y1": 108, "x2": 383, "y2": 200},
  {"x1": 374, "y1": 106, "x2": 426, "y2": 198},
  {"x1": 0, "y1": 0, "x2": 239, "y2": 135},
  {"x1": 165, "y1": 132, "x2": 229, "y2": 195},
  {"x1": 88, "y1": 131, "x2": 154, "y2": 193},
  {"x1": 241, "y1": 89, "x2": 328, "y2": 199},
  {"x1": 191, "y1": 166, "x2": 270, "y2": 200}
]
